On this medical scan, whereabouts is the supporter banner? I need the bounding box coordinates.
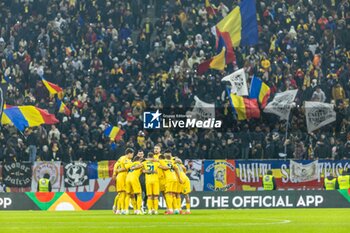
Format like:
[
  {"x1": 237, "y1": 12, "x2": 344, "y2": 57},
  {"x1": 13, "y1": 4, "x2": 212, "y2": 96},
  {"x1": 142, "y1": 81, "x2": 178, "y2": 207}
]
[
  {"x1": 290, "y1": 160, "x2": 318, "y2": 182},
  {"x1": 60, "y1": 178, "x2": 114, "y2": 192},
  {"x1": 31, "y1": 161, "x2": 61, "y2": 191},
  {"x1": 235, "y1": 160, "x2": 350, "y2": 191},
  {"x1": 64, "y1": 162, "x2": 89, "y2": 187},
  {"x1": 2, "y1": 162, "x2": 32, "y2": 187},
  {"x1": 184, "y1": 160, "x2": 203, "y2": 191},
  {"x1": 203, "y1": 160, "x2": 236, "y2": 191},
  {"x1": 87, "y1": 161, "x2": 116, "y2": 179}
]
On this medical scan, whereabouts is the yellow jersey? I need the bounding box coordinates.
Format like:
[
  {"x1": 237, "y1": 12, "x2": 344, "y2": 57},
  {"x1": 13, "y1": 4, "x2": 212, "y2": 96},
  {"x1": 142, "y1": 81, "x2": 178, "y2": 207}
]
[
  {"x1": 153, "y1": 155, "x2": 165, "y2": 181},
  {"x1": 116, "y1": 155, "x2": 131, "y2": 178},
  {"x1": 142, "y1": 160, "x2": 160, "y2": 184},
  {"x1": 126, "y1": 161, "x2": 143, "y2": 179},
  {"x1": 176, "y1": 163, "x2": 187, "y2": 181},
  {"x1": 159, "y1": 159, "x2": 177, "y2": 182}
]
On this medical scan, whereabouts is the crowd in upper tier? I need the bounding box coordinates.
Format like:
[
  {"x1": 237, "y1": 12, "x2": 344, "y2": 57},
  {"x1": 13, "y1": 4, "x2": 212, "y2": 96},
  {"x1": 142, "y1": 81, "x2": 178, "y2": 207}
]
[{"x1": 0, "y1": 0, "x2": 349, "y2": 163}]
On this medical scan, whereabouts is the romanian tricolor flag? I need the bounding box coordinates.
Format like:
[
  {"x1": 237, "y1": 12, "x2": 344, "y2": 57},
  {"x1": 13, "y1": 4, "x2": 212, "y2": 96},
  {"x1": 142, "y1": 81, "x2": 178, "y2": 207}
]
[
  {"x1": 228, "y1": 90, "x2": 260, "y2": 120},
  {"x1": 197, "y1": 47, "x2": 226, "y2": 75},
  {"x1": 1, "y1": 105, "x2": 59, "y2": 131},
  {"x1": 87, "y1": 160, "x2": 116, "y2": 179},
  {"x1": 249, "y1": 76, "x2": 271, "y2": 108},
  {"x1": 56, "y1": 99, "x2": 71, "y2": 116},
  {"x1": 215, "y1": 0, "x2": 258, "y2": 48},
  {"x1": 203, "y1": 160, "x2": 236, "y2": 191},
  {"x1": 205, "y1": 0, "x2": 217, "y2": 18},
  {"x1": 41, "y1": 77, "x2": 63, "y2": 99},
  {"x1": 104, "y1": 126, "x2": 125, "y2": 141}
]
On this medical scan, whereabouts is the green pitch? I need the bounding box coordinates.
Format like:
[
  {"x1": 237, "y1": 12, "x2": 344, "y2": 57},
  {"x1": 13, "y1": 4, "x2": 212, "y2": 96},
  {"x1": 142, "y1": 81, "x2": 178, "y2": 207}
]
[{"x1": 0, "y1": 209, "x2": 349, "y2": 233}]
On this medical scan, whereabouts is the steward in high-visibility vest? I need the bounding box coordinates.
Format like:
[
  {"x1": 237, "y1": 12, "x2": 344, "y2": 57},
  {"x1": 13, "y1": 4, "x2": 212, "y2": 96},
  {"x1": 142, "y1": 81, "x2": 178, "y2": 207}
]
[
  {"x1": 337, "y1": 171, "x2": 350, "y2": 190},
  {"x1": 263, "y1": 170, "x2": 276, "y2": 190},
  {"x1": 37, "y1": 174, "x2": 52, "y2": 192},
  {"x1": 324, "y1": 175, "x2": 337, "y2": 190}
]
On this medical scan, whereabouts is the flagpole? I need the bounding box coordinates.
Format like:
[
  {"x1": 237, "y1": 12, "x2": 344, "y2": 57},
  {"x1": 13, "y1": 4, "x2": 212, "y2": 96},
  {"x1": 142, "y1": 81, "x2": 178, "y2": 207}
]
[
  {"x1": 284, "y1": 114, "x2": 289, "y2": 155},
  {"x1": 284, "y1": 102, "x2": 295, "y2": 155}
]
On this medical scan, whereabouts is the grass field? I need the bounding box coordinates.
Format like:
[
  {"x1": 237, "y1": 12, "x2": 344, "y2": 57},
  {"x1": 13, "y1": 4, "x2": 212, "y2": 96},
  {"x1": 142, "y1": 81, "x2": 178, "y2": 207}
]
[{"x1": 0, "y1": 209, "x2": 349, "y2": 233}]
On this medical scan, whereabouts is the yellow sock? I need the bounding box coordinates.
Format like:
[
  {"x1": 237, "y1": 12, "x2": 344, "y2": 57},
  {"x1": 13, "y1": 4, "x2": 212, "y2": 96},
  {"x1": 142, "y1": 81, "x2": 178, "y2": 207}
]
[
  {"x1": 147, "y1": 199, "x2": 153, "y2": 210},
  {"x1": 114, "y1": 193, "x2": 119, "y2": 208},
  {"x1": 118, "y1": 192, "x2": 125, "y2": 210},
  {"x1": 186, "y1": 202, "x2": 190, "y2": 210},
  {"x1": 131, "y1": 197, "x2": 137, "y2": 211},
  {"x1": 137, "y1": 195, "x2": 142, "y2": 210},
  {"x1": 165, "y1": 194, "x2": 173, "y2": 210},
  {"x1": 177, "y1": 197, "x2": 181, "y2": 210},
  {"x1": 153, "y1": 199, "x2": 159, "y2": 211},
  {"x1": 124, "y1": 194, "x2": 130, "y2": 211},
  {"x1": 172, "y1": 196, "x2": 178, "y2": 210}
]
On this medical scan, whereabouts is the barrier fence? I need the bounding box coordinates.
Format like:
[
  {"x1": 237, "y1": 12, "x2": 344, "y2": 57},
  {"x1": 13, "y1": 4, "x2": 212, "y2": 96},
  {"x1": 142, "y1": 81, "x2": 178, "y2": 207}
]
[
  {"x1": 0, "y1": 191, "x2": 349, "y2": 211},
  {"x1": 1, "y1": 159, "x2": 350, "y2": 192}
]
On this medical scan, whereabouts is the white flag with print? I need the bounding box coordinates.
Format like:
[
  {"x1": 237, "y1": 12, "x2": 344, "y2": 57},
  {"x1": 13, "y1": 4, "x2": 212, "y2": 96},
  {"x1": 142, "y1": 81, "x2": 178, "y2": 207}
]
[
  {"x1": 221, "y1": 68, "x2": 248, "y2": 96},
  {"x1": 305, "y1": 101, "x2": 336, "y2": 133},
  {"x1": 290, "y1": 160, "x2": 318, "y2": 182},
  {"x1": 264, "y1": 89, "x2": 298, "y2": 120},
  {"x1": 190, "y1": 96, "x2": 215, "y2": 120}
]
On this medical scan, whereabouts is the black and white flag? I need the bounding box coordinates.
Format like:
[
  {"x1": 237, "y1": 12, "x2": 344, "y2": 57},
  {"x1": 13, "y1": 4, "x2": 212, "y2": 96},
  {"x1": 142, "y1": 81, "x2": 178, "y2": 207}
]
[
  {"x1": 64, "y1": 162, "x2": 89, "y2": 187},
  {"x1": 305, "y1": 101, "x2": 336, "y2": 133},
  {"x1": 187, "y1": 96, "x2": 215, "y2": 121},
  {"x1": 221, "y1": 68, "x2": 248, "y2": 96},
  {"x1": 2, "y1": 162, "x2": 32, "y2": 187},
  {"x1": 264, "y1": 89, "x2": 298, "y2": 120}
]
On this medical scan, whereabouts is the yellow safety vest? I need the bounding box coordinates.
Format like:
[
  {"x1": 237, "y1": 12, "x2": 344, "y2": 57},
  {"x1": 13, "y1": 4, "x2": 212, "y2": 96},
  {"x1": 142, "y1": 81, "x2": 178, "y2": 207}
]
[
  {"x1": 337, "y1": 175, "x2": 350, "y2": 190},
  {"x1": 324, "y1": 178, "x2": 336, "y2": 190},
  {"x1": 263, "y1": 175, "x2": 274, "y2": 190},
  {"x1": 38, "y1": 178, "x2": 50, "y2": 192}
]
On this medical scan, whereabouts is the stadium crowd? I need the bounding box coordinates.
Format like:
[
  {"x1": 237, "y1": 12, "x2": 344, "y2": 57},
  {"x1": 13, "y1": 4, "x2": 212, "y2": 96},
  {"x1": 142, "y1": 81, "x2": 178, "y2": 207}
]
[{"x1": 0, "y1": 0, "x2": 349, "y2": 163}]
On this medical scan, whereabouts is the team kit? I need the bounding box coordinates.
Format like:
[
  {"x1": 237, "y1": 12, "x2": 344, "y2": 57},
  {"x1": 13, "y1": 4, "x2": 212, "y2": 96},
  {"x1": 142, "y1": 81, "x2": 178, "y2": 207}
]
[{"x1": 112, "y1": 146, "x2": 191, "y2": 215}]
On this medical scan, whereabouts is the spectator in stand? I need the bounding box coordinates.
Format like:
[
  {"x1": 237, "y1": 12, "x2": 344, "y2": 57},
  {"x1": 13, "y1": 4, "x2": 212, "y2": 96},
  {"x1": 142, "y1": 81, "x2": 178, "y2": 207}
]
[{"x1": 0, "y1": 0, "x2": 348, "y2": 163}]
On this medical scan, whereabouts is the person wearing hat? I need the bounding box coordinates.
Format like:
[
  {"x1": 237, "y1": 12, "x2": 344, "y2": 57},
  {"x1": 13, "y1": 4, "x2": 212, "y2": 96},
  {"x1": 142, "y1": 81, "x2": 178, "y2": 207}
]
[
  {"x1": 324, "y1": 174, "x2": 338, "y2": 190},
  {"x1": 37, "y1": 173, "x2": 52, "y2": 192},
  {"x1": 262, "y1": 170, "x2": 276, "y2": 190},
  {"x1": 337, "y1": 170, "x2": 349, "y2": 190}
]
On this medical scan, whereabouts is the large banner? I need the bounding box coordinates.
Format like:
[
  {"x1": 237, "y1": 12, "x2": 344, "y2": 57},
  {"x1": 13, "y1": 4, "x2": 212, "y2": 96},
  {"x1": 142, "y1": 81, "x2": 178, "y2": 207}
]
[
  {"x1": 2, "y1": 159, "x2": 350, "y2": 192},
  {"x1": 64, "y1": 162, "x2": 89, "y2": 187},
  {"x1": 31, "y1": 161, "x2": 61, "y2": 191},
  {"x1": 2, "y1": 162, "x2": 32, "y2": 187},
  {"x1": 1, "y1": 191, "x2": 350, "y2": 210},
  {"x1": 203, "y1": 160, "x2": 236, "y2": 191},
  {"x1": 185, "y1": 160, "x2": 203, "y2": 191},
  {"x1": 235, "y1": 160, "x2": 350, "y2": 191}
]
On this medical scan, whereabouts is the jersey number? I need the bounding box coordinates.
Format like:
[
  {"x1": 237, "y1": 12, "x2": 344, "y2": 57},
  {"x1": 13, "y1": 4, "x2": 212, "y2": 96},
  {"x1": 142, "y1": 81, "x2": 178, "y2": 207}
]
[{"x1": 147, "y1": 165, "x2": 154, "y2": 172}]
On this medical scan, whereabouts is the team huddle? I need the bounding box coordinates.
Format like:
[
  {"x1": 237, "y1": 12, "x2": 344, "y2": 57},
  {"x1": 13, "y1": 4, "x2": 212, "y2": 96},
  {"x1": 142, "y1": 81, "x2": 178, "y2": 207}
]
[{"x1": 112, "y1": 145, "x2": 191, "y2": 215}]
